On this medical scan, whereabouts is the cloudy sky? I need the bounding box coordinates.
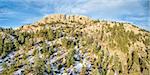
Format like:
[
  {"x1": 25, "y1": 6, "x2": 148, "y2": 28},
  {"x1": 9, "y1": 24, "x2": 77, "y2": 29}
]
[{"x1": 0, "y1": 0, "x2": 149, "y2": 30}]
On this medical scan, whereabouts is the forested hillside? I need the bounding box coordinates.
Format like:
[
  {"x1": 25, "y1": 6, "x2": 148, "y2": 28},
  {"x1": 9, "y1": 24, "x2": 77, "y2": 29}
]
[{"x1": 0, "y1": 14, "x2": 150, "y2": 75}]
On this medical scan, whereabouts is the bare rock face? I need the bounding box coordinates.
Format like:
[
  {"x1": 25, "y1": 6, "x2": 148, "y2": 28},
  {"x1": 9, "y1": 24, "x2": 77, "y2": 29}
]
[
  {"x1": 36, "y1": 14, "x2": 92, "y2": 25},
  {"x1": 20, "y1": 14, "x2": 93, "y2": 32}
]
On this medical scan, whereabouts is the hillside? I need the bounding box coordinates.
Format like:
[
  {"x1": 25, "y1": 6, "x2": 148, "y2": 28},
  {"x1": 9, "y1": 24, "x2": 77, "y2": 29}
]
[{"x1": 0, "y1": 14, "x2": 150, "y2": 75}]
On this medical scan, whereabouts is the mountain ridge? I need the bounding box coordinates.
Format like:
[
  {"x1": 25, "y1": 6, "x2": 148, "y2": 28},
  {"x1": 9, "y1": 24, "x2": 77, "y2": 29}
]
[
  {"x1": 17, "y1": 14, "x2": 149, "y2": 33},
  {"x1": 0, "y1": 14, "x2": 150, "y2": 75}
]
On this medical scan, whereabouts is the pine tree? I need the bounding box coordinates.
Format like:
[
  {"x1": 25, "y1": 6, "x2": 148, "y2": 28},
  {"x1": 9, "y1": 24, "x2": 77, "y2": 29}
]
[
  {"x1": 18, "y1": 34, "x2": 25, "y2": 44},
  {"x1": 14, "y1": 39, "x2": 20, "y2": 50},
  {"x1": 48, "y1": 28, "x2": 54, "y2": 41},
  {"x1": 66, "y1": 48, "x2": 75, "y2": 67},
  {"x1": 0, "y1": 34, "x2": 3, "y2": 55}
]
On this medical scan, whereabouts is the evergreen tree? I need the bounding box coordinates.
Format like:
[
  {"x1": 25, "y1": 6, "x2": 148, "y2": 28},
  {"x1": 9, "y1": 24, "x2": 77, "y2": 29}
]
[
  {"x1": 18, "y1": 34, "x2": 25, "y2": 44},
  {"x1": 0, "y1": 34, "x2": 3, "y2": 55},
  {"x1": 14, "y1": 39, "x2": 20, "y2": 50},
  {"x1": 48, "y1": 28, "x2": 54, "y2": 41}
]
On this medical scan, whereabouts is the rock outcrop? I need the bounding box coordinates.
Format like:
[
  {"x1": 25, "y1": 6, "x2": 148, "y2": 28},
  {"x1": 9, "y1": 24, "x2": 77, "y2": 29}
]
[{"x1": 36, "y1": 14, "x2": 92, "y2": 25}]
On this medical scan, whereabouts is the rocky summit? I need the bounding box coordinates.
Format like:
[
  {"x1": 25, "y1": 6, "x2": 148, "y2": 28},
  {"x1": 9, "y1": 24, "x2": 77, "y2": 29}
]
[{"x1": 0, "y1": 14, "x2": 150, "y2": 75}]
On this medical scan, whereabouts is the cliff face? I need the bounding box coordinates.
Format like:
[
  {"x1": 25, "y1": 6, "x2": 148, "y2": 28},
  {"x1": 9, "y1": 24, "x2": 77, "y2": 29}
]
[
  {"x1": 0, "y1": 14, "x2": 150, "y2": 75},
  {"x1": 36, "y1": 14, "x2": 92, "y2": 25},
  {"x1": 19, "y1": 14, "x2": 92, "y2": 32}
]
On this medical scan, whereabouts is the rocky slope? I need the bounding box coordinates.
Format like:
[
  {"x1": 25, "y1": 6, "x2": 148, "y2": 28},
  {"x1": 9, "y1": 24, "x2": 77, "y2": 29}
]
[{"x1": 0, "y1": 14, "x2": 150, "y2": 75}]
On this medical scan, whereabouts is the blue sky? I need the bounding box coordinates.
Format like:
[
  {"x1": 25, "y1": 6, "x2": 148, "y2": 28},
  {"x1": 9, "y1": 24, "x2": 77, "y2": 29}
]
[{"x1": 0, "y1": 0, "x2": 149, "y2": 30}]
